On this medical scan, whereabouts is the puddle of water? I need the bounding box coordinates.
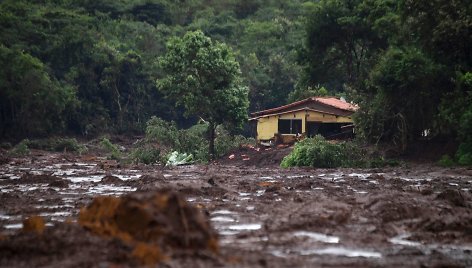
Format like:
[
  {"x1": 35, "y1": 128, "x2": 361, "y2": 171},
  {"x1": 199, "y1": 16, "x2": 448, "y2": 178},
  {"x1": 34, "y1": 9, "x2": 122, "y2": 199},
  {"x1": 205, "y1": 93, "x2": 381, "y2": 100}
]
[
  {"x1": 4, "y1": 223, "x2": 23, "y2": 229},
  {"x1": 68, "y1": 175, "x2": 104, "y2": 183},
  {"x1": 293, "y1": 231, "x2": 340, "y2": 244},
  {"x1": 85, "y1": 185, "x2": 136, "y2": 195},
  {"x1": 219, "y1": 230, "x2": 241, "y2": 236},
  {"x1": 348, "y1": 173, "x2": 371, "y2": 179},
  {"x1": 299, "y1": 247, "x2": 382, "y2": 258},
  {"x1": 0, "y1": 214, "x2": 15, "y2": 220},
  {"x1": 287, "y1": 175, "x2": 304, "y2": 179},
  {"x1": 114, "y1": 174, "x2": 141, "y2": 181},
  {"x1": 39, "y1": 211, "x2": 73, "y2": 217},
  {"x1": 211, "y1": 210, "x2": 235, "y2": 215},
  {"x1": 35, "y1": 204, "x2": 74, "y2": 209},
  {"x1": 228, "y1": 223, "x2": 262, "y2": 231},
  {"x1": 389, "y1": 234, "x2": 422, "y2": 247},
  {"x1": 211, "y1": 216, "x2": 235, "y2": 222}
]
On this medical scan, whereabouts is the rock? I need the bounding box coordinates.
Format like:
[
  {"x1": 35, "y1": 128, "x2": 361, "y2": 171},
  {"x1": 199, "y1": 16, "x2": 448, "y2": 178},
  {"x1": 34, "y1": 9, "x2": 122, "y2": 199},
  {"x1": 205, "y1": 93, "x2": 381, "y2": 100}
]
[
  {"x1": 78, "y1": 189, "x2": 218, "y2": 261},
  {"x1": 48, "y1": 179, "x2": 70, "y2": 188},
  {"x1": 100, "y1": 175, "x2": 123, "y2": 184}
]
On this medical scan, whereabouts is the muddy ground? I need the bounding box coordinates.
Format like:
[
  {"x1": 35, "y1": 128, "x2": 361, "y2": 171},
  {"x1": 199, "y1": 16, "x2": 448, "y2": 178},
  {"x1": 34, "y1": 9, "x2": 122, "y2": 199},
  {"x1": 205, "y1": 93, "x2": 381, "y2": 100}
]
[{"x1": 1, "y1": 148, "x2": 472, "y2": 267}]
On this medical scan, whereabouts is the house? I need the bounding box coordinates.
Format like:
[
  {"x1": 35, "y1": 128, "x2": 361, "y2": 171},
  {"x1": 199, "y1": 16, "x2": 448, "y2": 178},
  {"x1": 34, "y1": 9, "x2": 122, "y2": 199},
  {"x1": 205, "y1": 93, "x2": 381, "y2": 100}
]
[{"x1": 249, "y1": 97, "x2": 358, "y2": 144}]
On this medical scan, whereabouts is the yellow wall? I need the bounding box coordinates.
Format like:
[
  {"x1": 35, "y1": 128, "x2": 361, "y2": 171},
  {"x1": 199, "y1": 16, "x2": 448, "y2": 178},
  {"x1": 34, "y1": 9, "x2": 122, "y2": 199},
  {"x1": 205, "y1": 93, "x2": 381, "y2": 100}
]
[{"x1": 256, "y1": 110, "x2": 353, "y2": 141}]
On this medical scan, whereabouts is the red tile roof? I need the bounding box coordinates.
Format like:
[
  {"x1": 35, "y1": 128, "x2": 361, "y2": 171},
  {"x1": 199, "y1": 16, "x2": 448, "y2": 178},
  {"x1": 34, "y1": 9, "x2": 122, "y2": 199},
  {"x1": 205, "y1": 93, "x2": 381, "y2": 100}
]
[
  {"x1": 314, "y1": 97, "x2": 358, "y2": 111},
  {"x1": 251, "y1": 97, "x2": 358, "y2": 117}
]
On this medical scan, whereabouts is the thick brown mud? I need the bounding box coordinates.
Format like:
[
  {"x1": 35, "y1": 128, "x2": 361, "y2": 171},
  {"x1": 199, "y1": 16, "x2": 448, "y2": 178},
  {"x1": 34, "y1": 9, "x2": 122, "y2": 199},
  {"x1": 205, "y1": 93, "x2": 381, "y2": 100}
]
[{"x1": 1, "y1": 150, "x2": 472, "y2": 267}]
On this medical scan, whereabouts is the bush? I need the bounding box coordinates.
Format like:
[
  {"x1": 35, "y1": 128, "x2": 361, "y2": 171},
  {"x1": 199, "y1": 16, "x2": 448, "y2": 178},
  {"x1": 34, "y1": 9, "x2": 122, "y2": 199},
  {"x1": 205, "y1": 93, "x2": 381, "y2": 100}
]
[
  {"x1": 131, "y1": 145, "x2": 161, "y2": 165},
  {"x1": 100, "y1": 138, "x2": 122, "y2": 160},
  {"x1": 281, "y1": 136, "x2": 346, "y2": 168},
  {"x1": 281, "y1": 135, "x2": 387, "y2": 168},
  {"x1": 438, "y1": 154, "x2": 455, "y2": 167},
  {"x1": 9, "y1": 139, "x2": 30, "y2": 156},
  {"x1": 28, "y1": 138, "x2": 86, "y2": 153},
  {"x1": 145, "y1": 116, "x2": 179, "y2": 147}
]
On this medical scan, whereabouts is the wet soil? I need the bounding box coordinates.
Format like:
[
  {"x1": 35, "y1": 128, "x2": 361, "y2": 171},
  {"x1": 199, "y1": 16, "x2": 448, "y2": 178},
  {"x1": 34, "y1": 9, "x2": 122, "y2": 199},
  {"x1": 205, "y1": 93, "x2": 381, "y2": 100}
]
[{"x1": 1, "y1": 149, "x2": 472, "y2": 267}]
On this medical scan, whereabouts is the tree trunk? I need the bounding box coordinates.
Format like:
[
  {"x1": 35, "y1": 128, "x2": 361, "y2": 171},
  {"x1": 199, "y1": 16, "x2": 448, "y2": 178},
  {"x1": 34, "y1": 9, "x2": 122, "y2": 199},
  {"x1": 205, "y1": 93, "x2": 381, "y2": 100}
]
[{"x1": 208, "y1": 121, "x2": 216, "y2": 160}]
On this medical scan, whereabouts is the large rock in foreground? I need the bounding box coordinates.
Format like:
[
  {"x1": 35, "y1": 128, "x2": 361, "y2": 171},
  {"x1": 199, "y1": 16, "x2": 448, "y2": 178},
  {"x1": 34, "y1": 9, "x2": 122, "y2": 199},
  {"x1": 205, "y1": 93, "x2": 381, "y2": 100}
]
[{"x1": 79, "y1": 189, "x2": 218, "y2": 264}]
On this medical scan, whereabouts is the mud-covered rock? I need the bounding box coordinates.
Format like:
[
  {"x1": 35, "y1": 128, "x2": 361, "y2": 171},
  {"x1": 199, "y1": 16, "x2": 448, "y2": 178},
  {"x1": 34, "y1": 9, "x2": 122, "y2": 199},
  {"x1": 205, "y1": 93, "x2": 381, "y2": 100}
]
[
  {"x1": 48, "y1": 179, "x2": 70, "y2": 188},
  {"x1": 79, "y1": 189, "x2": 218, "y2": 260},
  {"x1": 100, "y1": 175, "x2": 123, "y2": 184},
  {"x1": 436, "y1": 189, "x2": 469, "y2": 207},
  {"x1": 134, "y1": 174, "x2": 168, "y2": 190}
]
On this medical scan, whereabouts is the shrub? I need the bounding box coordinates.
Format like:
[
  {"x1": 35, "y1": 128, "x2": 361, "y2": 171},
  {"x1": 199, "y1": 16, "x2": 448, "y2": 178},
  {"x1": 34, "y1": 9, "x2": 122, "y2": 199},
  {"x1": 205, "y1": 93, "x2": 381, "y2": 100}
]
[
  {"x1": 438, "y1": 154, "x2": 455, "y2": 167},
  {"x1": 100, "y1": 138, "x2": 121, "y2": 160},
  {"x1": 131, "y1": 145, "x2": 161, "y2": 165},
  {"x1": 28, "y1": 138, "x2": 86, "y2": 153},
  {"x1": 10, "y1": 139, "x2": 30, "y2": 156},
  {"x1": 281, "y1": 136, "x2": 373, "y2": 168},
  {"x1": 281, "y1": 136, "x2": 345, "y2": 168},
  {"x1": 145, "y1": 116, "x2": 179, "y2": 147}
]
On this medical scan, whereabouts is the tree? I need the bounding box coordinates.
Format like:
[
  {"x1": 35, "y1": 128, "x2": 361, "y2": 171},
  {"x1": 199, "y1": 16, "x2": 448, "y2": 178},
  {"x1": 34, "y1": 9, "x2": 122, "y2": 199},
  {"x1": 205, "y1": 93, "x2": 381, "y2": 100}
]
[
  {"x1": 354, "y1": 47, "x2": 449, "y2": 150},
  {"x1": 157, "y1": 30, "x2": 249, "y2": 159},
  {"x1": 301, "y1": 0, "x2": 394, "y2": 91}
]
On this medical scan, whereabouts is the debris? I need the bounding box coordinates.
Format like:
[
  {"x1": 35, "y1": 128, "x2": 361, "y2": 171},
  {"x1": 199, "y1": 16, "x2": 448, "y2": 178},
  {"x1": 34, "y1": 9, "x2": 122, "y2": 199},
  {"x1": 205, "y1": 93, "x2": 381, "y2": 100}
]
[
  {"x1": 166, "y1": 151, "x2": 193, "y2": 166},
  {"x1": 228, "y1": 154, "x2": 235, "y2": 159}
]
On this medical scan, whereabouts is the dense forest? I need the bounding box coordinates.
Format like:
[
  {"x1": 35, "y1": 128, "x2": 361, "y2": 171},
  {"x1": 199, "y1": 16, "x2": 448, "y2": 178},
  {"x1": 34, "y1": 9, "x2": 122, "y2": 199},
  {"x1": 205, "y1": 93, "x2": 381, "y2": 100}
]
[{"x1": 0, "y1": 0, "x2": 471, "y2": 163}]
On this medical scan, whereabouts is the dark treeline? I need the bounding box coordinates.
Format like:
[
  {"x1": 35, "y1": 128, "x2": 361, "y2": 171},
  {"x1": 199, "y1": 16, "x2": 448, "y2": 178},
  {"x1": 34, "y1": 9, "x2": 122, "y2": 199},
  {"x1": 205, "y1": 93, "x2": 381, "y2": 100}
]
[
  {"x1": 0, "y1": 0, "x2": 305, "y2": 138},
  {"x1": 0, "y1": 0, "x2": 471, "y2": 163}
]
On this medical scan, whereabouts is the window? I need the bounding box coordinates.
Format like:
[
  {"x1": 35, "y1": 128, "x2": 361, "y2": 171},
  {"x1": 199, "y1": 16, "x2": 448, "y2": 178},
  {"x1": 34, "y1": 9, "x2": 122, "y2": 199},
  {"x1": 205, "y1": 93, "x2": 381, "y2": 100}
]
[{"x1": 278, "y1": 119, "x2": 302, "y2": 134}]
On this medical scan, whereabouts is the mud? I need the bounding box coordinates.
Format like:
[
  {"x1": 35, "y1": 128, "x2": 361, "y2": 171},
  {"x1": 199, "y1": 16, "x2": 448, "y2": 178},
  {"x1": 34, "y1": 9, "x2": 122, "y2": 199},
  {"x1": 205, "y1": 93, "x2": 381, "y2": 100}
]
[{"x1": 0, "y1": 150, "x2": 472, "y2": 267}]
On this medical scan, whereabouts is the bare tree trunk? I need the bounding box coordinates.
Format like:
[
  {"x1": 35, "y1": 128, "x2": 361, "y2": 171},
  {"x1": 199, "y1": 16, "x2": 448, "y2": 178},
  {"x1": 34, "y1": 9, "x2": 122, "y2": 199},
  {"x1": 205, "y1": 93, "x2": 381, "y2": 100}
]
[{"x1": 208, "y1": 121, "x2": 216, "y2": 160}]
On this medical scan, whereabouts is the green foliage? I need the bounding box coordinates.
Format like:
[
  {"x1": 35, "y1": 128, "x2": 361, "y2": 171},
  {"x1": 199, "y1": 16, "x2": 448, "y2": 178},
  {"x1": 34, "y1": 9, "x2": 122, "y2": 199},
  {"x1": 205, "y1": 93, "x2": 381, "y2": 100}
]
[
  {"x1": 288, "y1": 85, "x2": 329, "y2": 103},
  {"x1": 438, "y1": 154, "x2": 455, "y2": 167},
  {"x1": 145, "y1": 116, "x2": 179, "y2": 147},
  {"x1": 131, "y1": 144, "x2": 161, "y2": 165},
  {"x1": 100, "y1": 138, "x2": 122, "y2": 160},
  {"x1": 157, "y1": 30, "x2": 249, "y2": 158},
  {"x1": 355, "y1": 47, "x2": 448, "y2": 150},
  {"x1": 28, "y1": 138, "x2": 86, "y2": 153},
  {"x1": 281, "y1": 136, "x2": 355, "y2": 168},
  {"x1": 281, "y1": 135, "x2": 395, "y2": 168},
  {"x1": 9, "y1": 139, "x2": 30, "y2": 156}
]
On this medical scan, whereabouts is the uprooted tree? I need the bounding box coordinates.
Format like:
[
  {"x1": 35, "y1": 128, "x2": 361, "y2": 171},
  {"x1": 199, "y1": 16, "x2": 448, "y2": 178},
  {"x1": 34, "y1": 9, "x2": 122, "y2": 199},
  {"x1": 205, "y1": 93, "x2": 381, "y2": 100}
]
[{"x1": 157, "y1": 30, "x2": 249, "y2": 159}]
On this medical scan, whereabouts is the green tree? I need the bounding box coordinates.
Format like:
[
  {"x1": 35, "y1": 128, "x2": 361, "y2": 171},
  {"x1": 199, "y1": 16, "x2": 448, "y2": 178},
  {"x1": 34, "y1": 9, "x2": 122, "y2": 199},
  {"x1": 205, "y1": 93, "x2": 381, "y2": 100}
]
[
  {"x1": 157, "y1": 30, "x2": 249, "y2": 159},
  {"x1": 355, "y1": 47, "x2": 448, "y2": 150},
  {"x1": 301, "y1": 0, "x2": 395, "y2": 91}
]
